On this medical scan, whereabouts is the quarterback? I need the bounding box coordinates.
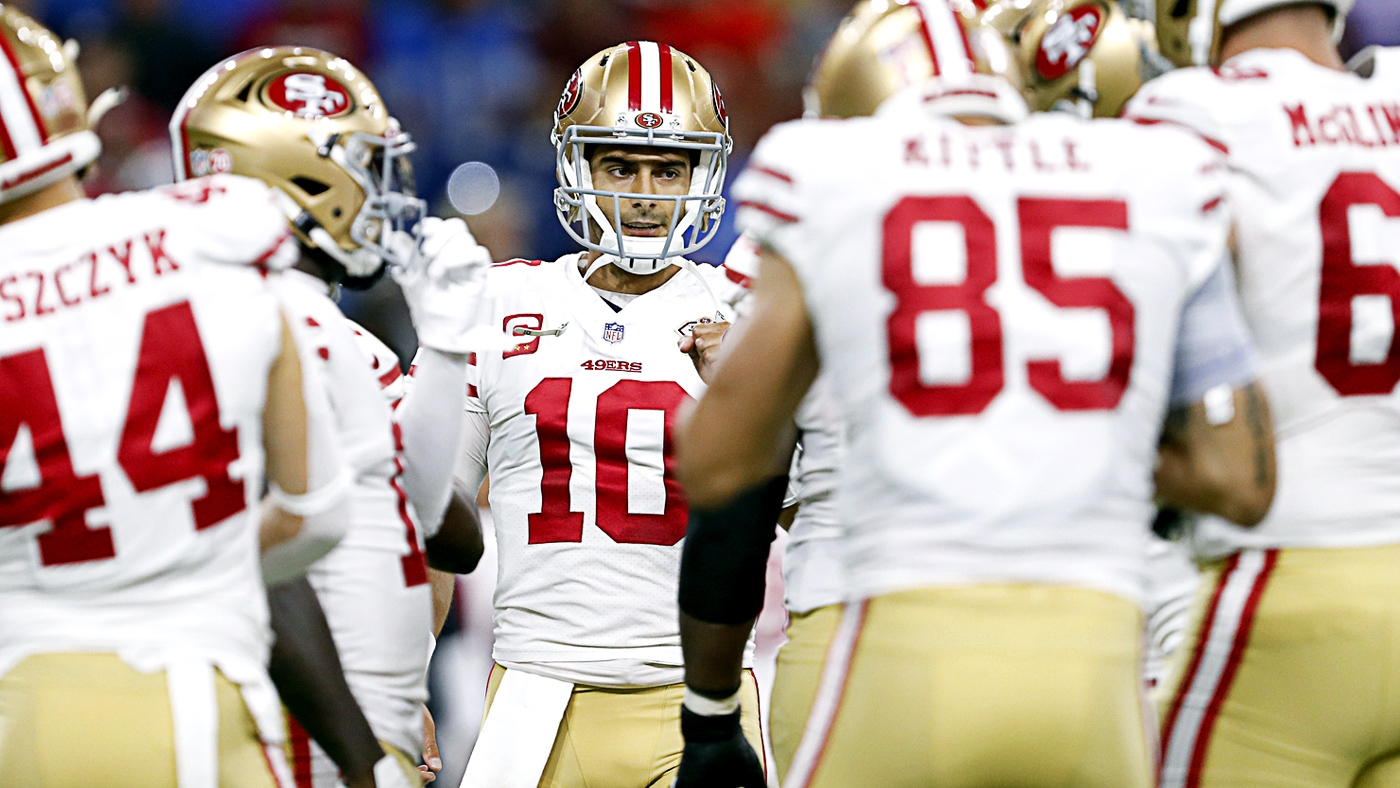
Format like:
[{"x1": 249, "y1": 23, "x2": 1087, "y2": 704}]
[
  {"x1": 451, "y1": 41, "x2": 758, "y2": 788},
  {"x1": 172, "y1": 46, "x2": 490, "y2": 788},
  {"x1": 673, "y1": 0, "x2": 1278, "y2": 785},
  {"x1": 0, "y1": 9, "x2": 352, "y2": 787},
  {"x1": 1126, "y1": 0, "x2": 1400, "y2": 785}
]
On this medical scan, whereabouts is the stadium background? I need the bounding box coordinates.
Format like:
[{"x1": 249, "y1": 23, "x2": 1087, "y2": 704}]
[{"x1": 9, "y1": 0, "x2": 1398, "y2": 782}]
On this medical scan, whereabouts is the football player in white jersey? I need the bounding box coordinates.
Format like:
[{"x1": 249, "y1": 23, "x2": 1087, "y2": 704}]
[
  {"x1": 0, "y1": 9, "x2": 353, "y2": 787},
  {"x1": 1124, "y1": 1, "x2": 1400, "y2": 785},
  {"x1": 986, "y1": 0, "x2": 1211, "y2": 699},
  {"x1": 172, "y1": 46, "x2": 490, "y2": 788},
  {"x1": 450, "y1": 41, "x2": 759, "y2": 788},
  {"x1": 709, "y1": 1, "x2": 1196, "y2": 778},
  {"x1": 671, "y1": 0, "x2": 1280, "y2": 784}
]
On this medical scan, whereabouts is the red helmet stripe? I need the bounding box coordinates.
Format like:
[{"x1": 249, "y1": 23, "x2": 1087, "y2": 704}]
[
  {"x1": 658, "y1": 43, "x2": 674, "y2": 114},
  {"x1": 0, "y1": 32, "x2": 46, "y2": 157},
  {"x1": 909, "y1": 0, "x2": 976, "y2": 79},
  {"x1": 910, "y1": 2, "x2": 942, "y2": 76},
  {"x1": 0, "y1": 111, "x2": 16, "y2": 160},
  {"x1": 626, "y1": 41, "x2": 643, "y2": 111}
]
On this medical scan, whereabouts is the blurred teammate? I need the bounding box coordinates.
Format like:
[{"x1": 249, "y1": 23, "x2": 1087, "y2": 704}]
[
  {"x1": 672, "y1": 0, "x2": 1278, "y2": 785},
  {"x1": 712, "y1": 1, "x2": 1197, "y2": 778},
  {"x1": 986, "y1": 0, "x2": 1171, "y2": 119},
  {"x1": 0, "y1": 9, "x2": 351, "y2": 787},
  {"x1": 986, "y1": 0, "x2": 1209, "y2": 696},
  {"x1": 173, "y1": 46, "x2": 490, "y2": 788},
  {"x1": 451, "y1": 41, "x2": 757, "y2": 788},
  {"x1": 1125, "y1": 1, "x2": 1400, "y2": 785}
]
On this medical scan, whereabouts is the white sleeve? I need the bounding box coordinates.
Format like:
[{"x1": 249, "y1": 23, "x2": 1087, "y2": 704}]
[
  {"x1": 453, "y1": 409, "x2": 490, "y2": 500},
  {"x1": 1169, "y1": 256, "x2": 1259, "y2": 407},
  {"x1": 261, "y1": 309, "x2": 353, "y2": 585},
  {"x1": 396, "y1": 346, "x2": 469, "y2": 538}
]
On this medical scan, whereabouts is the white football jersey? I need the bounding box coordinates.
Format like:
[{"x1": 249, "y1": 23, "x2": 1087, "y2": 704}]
[
  {"x1": 461, "y1": 252, "x2": 742, "y2": 686},
  {"x1": 272, "y1": 271, "x2": 432, "y2": 760},
  {"x1": 722, "y1": 234, "x2": 846, "y2": 614},
  {"x1": 735, "y1": 95, "x2": 1233, "y2": 606},
  {"x1": 1127, "y1": 48, "x2": 1400, "y2": 551},
  {"x1": 0, "y1": 175, "x2": 298, "y2": 739}
]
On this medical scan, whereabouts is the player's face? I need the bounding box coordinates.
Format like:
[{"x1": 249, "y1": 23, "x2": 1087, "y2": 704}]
[{"x1": 588, "y1": 146, "x2": 693, "y2": 240}]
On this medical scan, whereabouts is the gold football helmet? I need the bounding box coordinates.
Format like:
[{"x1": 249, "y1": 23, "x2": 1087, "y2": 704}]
[
  {"x1": 1156, "y1": 0, "x2": 1354, "y2": 67},
  {"x1": 552, "y1": 41, "x2": 732, "y2": 274},
  {"x1": 0, "y1": 6, "x2": 100, "y2": 205},
  {"x1": 1005, "y1": 0, "x2": 1170, "y2": 118},
  {"x1": 170, "y1": 46, "x2": 423, "y2": 277},
  {"x1": 805, "y1": 0, "x2": 1027, "y2": 122}
]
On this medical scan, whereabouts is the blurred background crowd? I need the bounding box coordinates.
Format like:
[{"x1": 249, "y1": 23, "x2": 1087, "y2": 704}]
[
  {"x1": 8, "y1": 0, "x2": 1400, "y2": 357},
  {"x1": 8, "y1": 0, "x2": 1398, "y2": 782}
]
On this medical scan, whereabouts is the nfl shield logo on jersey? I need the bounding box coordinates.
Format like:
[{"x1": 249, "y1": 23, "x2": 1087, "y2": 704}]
[{"x1": 603, "y1": 322, "x2": 625, "y2": 344}]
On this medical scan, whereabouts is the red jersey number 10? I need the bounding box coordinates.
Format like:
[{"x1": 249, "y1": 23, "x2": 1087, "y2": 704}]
[{"x1": 524, "y1": 378, "x2": 691, "y2": 546}]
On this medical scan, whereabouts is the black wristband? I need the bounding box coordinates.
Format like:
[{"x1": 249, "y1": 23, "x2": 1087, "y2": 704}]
[
  {"x1": 678, "y1": 475, "x2": 787, "y2": 625},
  {"x1": 680, "y1": 706, "x2": 744, "y2": 743}
]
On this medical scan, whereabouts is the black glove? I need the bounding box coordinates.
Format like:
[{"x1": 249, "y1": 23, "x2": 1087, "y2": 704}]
[{"x1": 673, "y1": 706, "x2": 766, "y2": 788}]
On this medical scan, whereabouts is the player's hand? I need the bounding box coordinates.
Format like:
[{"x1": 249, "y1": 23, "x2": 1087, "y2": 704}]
[
  {"x1": 419, "y1": 706, "x2": 442, "y2": 783},
  {"x1": 679, "y1": 322, "x2": 730, "y2": 383},
  {"x1": 393, "y1": 216, "x2": 492, "y2": 354},
  {"x1": 673, "y1": 706, "x2": 765, "y2": 788}
]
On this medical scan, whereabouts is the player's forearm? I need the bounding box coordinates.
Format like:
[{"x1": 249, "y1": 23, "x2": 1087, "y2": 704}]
[
  {"x1": 425, "y1": 487, "x2": 484, "y2": 575},
  {"x1": 680, "y1": 612, "x2": 754, "y2": 696},
  {"x1": 397, "y1": 347, "x2": 469, "y2": 534},
  {"x1": 1156, "y1": 384, "x2": 1276, "y2": 525},
  {"x1": 678, "y1": 474, "x2": 786, "y2": 697},
  {"x1": 678, "y1": 250, "x2": 817, "y2": 508},
  {"x1": 266, "y1": 578, "x2": 383, "y2": 788}
]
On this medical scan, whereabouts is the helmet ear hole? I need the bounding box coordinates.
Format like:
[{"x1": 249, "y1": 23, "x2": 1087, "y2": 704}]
[
  {"x1": 1170, "y1": 0, "x2": 1191, "y2": 19},
  {"x1": 291, "y1": 176, "x2": 330, "y2": 196}
]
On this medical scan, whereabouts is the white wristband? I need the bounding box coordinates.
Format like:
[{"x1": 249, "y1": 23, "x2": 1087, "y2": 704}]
[
  {"x1": 266, "y1": 469, "x2": 351, "y2": 517},
  {"x1": 683, "y1": 686, "x2": 741, "y2": 717}
]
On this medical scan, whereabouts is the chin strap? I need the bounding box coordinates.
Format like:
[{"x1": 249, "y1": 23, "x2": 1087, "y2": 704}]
[{"x1": 677, "y1": 258, "x2": 724, "y2": 321}]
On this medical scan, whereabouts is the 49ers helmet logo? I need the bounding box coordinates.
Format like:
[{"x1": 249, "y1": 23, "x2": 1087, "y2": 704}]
[
  {"x1": 635, "y1": 111, "x2": 664, "y2": 129},
  {"x1": 1035, "y1": 5, "x2": 1104, "y2": 81},
  {"x1": 557, "y1": 69, "x2": 583, "y2": 120},
  {"x1": 267, "y1": 72, "x2": 351, "y2": 118},
  {"x1": 712, "y1": 82, "x2": 728, "y2": 125}
]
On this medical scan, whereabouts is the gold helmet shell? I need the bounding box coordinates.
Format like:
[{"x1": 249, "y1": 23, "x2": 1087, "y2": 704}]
[
  {"x1": 1156, "y1": 0, "x2": 1354, "y2": 67},
  {"x1": 1009, "y1": 0, "x2": 1169, "y2": 118},
  {"x1": 805, "y1": 0, "x2": 1025, "y2": 121},
  {"x1": 552, "y1": 41, "x2": 732, "y2": 274},
  {"x1": 170, "y1": 46, "x2": 424, "y2": 277},
  {"x1": 0, "y1": 6, "x2": 99, "y2": 204}
]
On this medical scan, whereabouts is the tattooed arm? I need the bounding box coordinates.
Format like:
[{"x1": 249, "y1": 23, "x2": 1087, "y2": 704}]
[{"x1": 1156, "y1": 383, "x2": 1276, "y2": 526}]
